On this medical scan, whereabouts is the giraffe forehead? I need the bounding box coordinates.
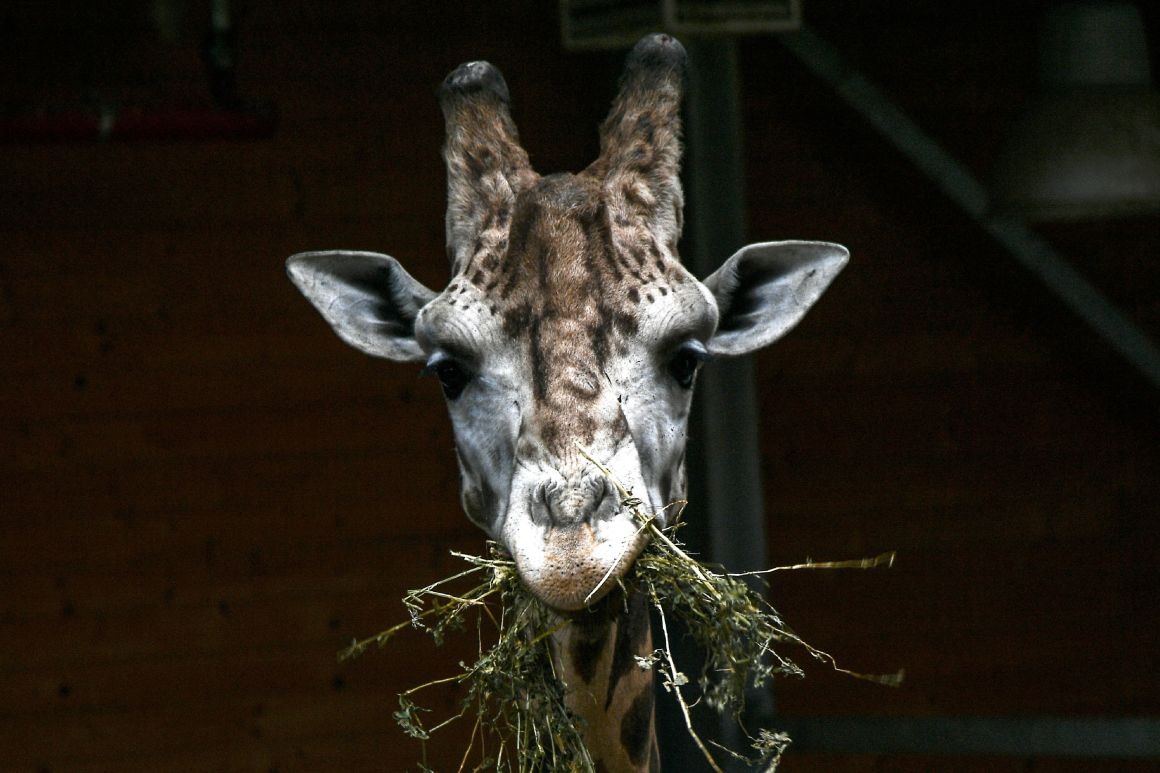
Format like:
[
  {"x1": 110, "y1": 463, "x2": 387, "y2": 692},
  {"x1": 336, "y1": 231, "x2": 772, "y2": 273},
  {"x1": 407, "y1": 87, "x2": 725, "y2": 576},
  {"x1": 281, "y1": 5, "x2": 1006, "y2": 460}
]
[
  {"x1": 421, "y1": 173, "x2": 715, "y2": 418},
  {"x1": 465, "y1": 176, "x2": 702, "y2": 327}
]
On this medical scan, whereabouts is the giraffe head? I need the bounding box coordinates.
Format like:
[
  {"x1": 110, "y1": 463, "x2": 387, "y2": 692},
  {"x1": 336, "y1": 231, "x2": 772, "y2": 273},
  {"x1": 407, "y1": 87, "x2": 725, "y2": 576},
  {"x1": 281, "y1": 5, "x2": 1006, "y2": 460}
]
[{"x1": 288, "y1": 34, "x2": 847, "y2": 612}]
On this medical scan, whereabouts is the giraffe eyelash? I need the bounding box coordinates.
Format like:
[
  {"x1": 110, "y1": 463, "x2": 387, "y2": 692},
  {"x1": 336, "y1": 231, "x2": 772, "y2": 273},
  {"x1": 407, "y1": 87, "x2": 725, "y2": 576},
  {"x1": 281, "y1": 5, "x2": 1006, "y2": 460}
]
[
  {"x1": 667, "y1": 341, "x2": 710, "y2": 389},
  {"x1": 422, "y1": 353, "x2": 474, "y2": 399}
]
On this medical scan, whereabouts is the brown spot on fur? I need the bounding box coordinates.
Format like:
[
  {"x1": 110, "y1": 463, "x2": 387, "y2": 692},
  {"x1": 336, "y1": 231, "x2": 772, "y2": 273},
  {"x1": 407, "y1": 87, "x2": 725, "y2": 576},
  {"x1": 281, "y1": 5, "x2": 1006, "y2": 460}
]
[
  {"x1": 606, "y1": 260, "x2": 624, "y2": 282},
  {"x1": 571, "y1": 637, "x2": 604, "y2": 685},
  {"x1": 613, "y1": 309, "x2": 637, "y2": 336},
  {"x1": 498, "y1": 273, "x2": 517, "y2": 300},
  {"x1": 605, "y1": 588, "x2": 650, "y2": 709},
  {"x1": 568, "y1": 612, "x2": 613, "y2": 685},
  {"x1": 635, "y1": 113, "x2": 655, "y2": 145},
  {"x1": 620, "y1": 685, "x2": 654, "y2": 766},
  {"x1": 562, "y1": 368, "x2": 601, "y2": 401},
  {"x1": 527, "y1": 315, "x2": 548, "y2": 400},
  {"x1": 628, "y1": 288, "x2": 640, "y2": 304},
  {"x1": 502, "y1": 302, "x2": 532, "y2": 338}
]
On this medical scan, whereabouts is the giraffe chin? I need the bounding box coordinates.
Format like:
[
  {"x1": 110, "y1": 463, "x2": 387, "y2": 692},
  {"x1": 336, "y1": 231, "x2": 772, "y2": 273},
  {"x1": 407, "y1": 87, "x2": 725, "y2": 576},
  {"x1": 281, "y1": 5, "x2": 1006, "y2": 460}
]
[{"x1": 505, "y1": 516, "x2": 651, "y2": 612}]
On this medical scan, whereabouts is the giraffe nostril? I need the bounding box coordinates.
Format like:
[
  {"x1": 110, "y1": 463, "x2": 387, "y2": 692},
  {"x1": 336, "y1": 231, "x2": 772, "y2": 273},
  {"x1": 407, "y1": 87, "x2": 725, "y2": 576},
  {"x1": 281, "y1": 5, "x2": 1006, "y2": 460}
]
[
  {"x1": 590, "y1": 475, "x2": 610, "y2": 510},
  {"x1": 529, "y1": 480, "x2": 554, "y2": 526},
  {"x1": 540, "y1": 475, "x2": 613, "y2": 526},
  {"x1": 547, "y1": 488, "x2": 584, "y2": 526}
]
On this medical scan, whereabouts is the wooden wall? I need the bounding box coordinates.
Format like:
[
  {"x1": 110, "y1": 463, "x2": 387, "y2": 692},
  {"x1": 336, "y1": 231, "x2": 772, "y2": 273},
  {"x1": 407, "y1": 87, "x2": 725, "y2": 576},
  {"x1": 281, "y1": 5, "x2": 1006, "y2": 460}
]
[{"x1": 2, "y1": 2, "x2": 1157, "y2": 770}]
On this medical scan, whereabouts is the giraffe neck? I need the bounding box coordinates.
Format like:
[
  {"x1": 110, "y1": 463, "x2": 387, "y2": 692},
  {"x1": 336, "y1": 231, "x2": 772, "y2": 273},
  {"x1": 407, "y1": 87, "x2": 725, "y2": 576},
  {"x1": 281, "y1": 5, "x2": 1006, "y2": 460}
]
[{"x1": 550, "y1": 585, "x2": 659, "y2": 772}]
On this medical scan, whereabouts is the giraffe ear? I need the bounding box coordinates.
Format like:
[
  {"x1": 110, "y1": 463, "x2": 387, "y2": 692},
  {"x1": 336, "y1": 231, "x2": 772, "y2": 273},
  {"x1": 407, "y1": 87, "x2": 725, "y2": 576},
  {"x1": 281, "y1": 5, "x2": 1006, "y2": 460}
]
[
  {"x1": 703, "y1": 241, "x2": 849, "y2": 357},
  {"x1": 287, "y1": 251, "x2": 437, "y2": 363}
]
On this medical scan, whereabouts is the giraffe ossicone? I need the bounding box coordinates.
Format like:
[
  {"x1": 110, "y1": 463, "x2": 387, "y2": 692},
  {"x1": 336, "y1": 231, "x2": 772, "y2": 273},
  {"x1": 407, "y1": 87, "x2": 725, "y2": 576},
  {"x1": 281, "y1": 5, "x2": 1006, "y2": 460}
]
[{"x1": 289, "y1": 32, "x2": 846, "y2": 770}]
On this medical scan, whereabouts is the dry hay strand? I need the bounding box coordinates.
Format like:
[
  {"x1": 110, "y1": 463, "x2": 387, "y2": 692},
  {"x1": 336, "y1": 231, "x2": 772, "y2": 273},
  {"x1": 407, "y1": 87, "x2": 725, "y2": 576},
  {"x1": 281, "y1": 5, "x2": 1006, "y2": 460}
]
[{"x1": 339, "y1": 451, "x2": 902, "y2": 772}]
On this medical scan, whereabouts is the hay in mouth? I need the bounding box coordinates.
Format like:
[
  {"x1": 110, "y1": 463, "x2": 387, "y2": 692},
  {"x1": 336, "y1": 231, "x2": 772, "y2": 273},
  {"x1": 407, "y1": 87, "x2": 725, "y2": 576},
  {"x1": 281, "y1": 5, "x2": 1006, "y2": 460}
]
[{"x1": 339, "y1": 464, "x2": 900, "y2": 772}]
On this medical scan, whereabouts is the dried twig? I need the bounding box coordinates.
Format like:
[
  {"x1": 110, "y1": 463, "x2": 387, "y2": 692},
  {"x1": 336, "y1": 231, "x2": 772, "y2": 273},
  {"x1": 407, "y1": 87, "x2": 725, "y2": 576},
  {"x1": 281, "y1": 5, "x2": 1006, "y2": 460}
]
[{"x1": 340, "y1": 450, "x2": 902, "y2": 770}]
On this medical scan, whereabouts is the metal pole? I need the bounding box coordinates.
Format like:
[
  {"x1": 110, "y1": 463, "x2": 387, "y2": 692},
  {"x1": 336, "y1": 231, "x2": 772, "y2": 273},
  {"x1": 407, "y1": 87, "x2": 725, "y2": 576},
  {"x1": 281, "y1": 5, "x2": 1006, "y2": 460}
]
[{"x1": 682, "y1": 37, "x2": 777, "y2": 770}]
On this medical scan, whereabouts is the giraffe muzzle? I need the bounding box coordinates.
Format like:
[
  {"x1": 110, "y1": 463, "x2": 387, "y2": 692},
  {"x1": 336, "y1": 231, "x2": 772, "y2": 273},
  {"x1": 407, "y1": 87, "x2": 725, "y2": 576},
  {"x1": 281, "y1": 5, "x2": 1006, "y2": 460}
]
[{"x1": 505, "y1": 459, "x2": 654, "y2": 611}]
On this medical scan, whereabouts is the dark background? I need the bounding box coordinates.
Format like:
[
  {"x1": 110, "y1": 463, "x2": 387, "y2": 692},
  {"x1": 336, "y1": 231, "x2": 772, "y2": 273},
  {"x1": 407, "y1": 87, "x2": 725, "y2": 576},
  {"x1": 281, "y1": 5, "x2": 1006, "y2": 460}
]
[{"x1": 2, "y1": 1, "x2": 1158, "y2": 770}]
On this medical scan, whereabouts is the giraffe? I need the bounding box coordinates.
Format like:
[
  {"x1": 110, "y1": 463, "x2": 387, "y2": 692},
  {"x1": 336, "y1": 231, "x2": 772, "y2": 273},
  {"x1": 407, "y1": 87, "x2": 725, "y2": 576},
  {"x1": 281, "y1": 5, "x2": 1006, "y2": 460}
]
[{"x1": 287, "y1": 33, "x2": 847, "y2": 773}]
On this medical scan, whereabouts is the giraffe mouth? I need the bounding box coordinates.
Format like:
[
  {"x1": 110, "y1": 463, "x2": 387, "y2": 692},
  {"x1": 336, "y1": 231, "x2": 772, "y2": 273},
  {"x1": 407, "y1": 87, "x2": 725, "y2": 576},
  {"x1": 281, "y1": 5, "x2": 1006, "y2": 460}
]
[{"x1": 504, "y1": 509, "x2": 651, "y2": 612}]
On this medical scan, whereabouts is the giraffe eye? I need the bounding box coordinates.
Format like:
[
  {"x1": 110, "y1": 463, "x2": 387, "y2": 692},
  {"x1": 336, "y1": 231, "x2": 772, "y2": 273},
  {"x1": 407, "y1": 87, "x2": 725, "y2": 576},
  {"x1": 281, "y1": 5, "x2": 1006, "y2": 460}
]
[
  {"x1": 422, "y1": 356, "x2": 473, "y2": 400},
  {"x1": 668, "y1": 342, "x2": 709, "y2": 389}
]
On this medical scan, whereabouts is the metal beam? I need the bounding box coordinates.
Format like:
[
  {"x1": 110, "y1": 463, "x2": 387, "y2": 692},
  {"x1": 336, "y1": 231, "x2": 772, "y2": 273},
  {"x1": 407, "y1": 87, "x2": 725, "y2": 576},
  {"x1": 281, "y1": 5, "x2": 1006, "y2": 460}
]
[
  {"x1": 777, "y1": 716, "x2": 1160, "y2": 758},
  {"x1": 779, "y1": 25, "x2": 1160, "y2": 392}
]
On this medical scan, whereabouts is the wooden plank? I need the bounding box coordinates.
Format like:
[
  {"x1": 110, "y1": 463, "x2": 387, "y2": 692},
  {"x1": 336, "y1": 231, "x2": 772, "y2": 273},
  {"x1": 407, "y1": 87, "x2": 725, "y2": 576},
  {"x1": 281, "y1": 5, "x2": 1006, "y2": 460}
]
[
  {"x1": 0, "y1": 356, "x2": 441, "y2": 422},
  {"x1": 0, "y1": 529, "x2": 480, "y2": 622},
  {"x1": 0, "y1": 145, "x2": 444, "y2": 232},
  {"x1": 1, "y1": 398, "x2": 452, "y2": 466},
  {"x1": 1, "y1": 444, "x2": 457, "y2": 515},
  {"x1": 0, "y1": 223, "x2": 446, "y2": 329},
  {"x1": 1, "y1": 688, "x2": 471, "y2": 770},
  {"x1": 4, "y1": 606, "x2": 486, "y2": 710},
  {"x1": 0, "y1": 497, "x2": 471, "y2": 574},
  {"x1": 0, "y1": 535, "x2": 486, "y2": 668}
]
